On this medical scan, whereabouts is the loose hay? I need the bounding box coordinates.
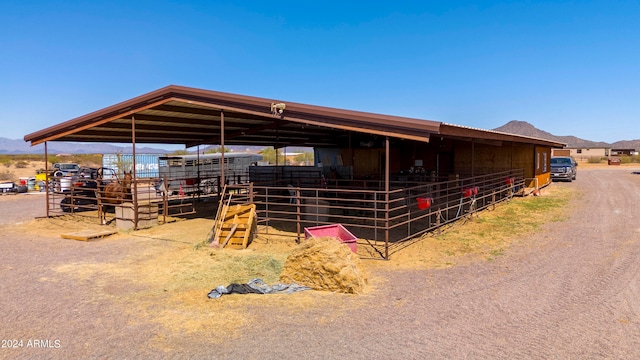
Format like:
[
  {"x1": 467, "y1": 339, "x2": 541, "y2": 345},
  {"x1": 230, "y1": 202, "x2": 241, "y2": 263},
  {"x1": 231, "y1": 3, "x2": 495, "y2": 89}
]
[{"x1": 279, "y1": 236, "x2": 368, "y2": 294}]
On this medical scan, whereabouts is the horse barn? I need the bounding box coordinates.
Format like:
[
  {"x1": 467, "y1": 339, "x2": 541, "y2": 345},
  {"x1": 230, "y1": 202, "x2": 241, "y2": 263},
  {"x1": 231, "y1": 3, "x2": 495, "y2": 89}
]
[{"x1": 24, "y1": 85, "x2": 564, "y2": 259}]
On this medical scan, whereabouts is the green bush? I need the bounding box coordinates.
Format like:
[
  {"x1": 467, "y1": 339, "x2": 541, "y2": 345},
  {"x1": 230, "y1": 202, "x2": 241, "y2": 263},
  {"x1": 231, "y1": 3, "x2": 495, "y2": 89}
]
[{"x1": 587, "y1": 157, "x2": 603, "y2": 164}]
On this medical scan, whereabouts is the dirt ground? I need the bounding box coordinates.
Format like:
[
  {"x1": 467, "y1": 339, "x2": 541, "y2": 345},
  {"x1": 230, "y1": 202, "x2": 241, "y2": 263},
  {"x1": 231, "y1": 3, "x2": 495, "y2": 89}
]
[{"x1": 1, "y1": 166, "x2": 640, "y2": 359}]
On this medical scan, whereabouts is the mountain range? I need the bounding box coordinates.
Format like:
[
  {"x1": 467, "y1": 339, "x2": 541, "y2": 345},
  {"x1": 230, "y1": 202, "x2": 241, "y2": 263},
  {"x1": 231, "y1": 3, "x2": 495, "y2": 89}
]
[
  {"x1": 0, "y1": 138, "x2": 304, "y2": 155},
  {"x1": 0, "y1": 138, "x2": 169, "y2": 155},
  {"x1": 494, "y1": 121, "x2": 639, "y2": 150},
  {"x1": 2, "y1": 121, "x2": 638, "y2": 154}
]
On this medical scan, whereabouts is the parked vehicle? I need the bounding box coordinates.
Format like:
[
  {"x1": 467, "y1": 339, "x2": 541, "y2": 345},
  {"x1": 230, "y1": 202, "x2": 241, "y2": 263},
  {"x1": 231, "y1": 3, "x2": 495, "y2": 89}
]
[
  {"x1": 59, "y1": 167, "x2": 117, "y2": 212},
  {"x1": 60, "y1": 178, "x2": 99, "y2": 212},
  {"x1": 52, "y1": 163, "x2": 80, "y2": 177},
  {"x1": 1, "y1": 181, "x2": 16, "y2": 194},
  {"x1": 608, "y1": 157, "x2": 621, "y2": 165},
  {"x1": 550, "y1": 156, "x2": 577, "y2": 182}
]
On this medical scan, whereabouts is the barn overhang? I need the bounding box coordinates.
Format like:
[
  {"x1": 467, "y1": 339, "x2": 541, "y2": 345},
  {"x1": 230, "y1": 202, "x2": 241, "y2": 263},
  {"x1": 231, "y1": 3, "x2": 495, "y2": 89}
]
[{"x1": 24, "y1": 85, "x2": 440, "y2": 149}]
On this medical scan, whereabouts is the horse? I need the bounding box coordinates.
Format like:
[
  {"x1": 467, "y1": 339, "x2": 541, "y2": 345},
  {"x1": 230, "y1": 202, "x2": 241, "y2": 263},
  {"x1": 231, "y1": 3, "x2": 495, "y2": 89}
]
[{"x1": 97, "y1": 171, "x2": 132, "y2": 224}]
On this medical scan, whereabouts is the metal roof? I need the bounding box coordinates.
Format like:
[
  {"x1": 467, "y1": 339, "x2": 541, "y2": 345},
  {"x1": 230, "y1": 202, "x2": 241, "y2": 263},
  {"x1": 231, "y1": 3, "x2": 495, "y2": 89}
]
[
  {"x1": 439, "y1": 123, "x2": 566, "y2": 147},
  {"x1": 23, "y1": 85, "x2": 564, "y2": 149},
  {"x1": 23, "y1": 85, "x2": 441, "y2": 148}
]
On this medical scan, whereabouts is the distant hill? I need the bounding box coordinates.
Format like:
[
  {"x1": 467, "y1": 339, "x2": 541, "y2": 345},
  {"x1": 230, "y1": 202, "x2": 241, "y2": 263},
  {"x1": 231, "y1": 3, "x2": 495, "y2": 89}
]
[
  {"x1": 0, "y1": 137, "x2": 309, "y2": 155},
  {"x1": 0, "y1": 138, "x2": 169, "y2": 155},
  {"x1": 493, "y1": 120, "x2": 639, "y2": 150}
]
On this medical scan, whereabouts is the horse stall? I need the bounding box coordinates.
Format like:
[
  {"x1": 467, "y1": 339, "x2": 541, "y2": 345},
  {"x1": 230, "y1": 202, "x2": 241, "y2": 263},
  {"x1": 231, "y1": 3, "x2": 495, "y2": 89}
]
[
  {"x1": 46, "y1": 152, "x2": 264, "y2": 229},
  {"x1": 222, "y1": 167, "x2": 525, "y2": 260}
]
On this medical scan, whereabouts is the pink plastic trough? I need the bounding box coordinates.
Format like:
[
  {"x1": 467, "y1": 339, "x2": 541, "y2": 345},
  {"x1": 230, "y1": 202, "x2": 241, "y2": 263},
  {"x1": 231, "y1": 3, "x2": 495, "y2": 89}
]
[{"x1": 304, "y1": 224, "x2": 357, "y2": 253}]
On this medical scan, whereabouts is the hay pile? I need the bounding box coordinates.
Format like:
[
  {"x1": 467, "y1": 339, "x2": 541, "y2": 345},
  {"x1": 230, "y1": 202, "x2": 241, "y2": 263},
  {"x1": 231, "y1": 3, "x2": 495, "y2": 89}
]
[{"x1": 279, "y1": 237, "x2": 368, "y2": 294}]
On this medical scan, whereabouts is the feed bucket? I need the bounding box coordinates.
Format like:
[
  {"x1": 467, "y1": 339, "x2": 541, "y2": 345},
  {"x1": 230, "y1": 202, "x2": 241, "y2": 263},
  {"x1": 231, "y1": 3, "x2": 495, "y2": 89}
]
[{"x1": 416, "y1": 197, "x2": 432, "y2": 210}]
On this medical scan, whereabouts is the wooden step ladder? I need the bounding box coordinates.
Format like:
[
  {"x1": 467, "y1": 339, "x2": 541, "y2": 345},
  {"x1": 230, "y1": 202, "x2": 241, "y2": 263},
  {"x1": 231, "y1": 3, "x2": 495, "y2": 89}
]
[{"x1": 208, "y1": 189, "x2": 256, "y2": 249}]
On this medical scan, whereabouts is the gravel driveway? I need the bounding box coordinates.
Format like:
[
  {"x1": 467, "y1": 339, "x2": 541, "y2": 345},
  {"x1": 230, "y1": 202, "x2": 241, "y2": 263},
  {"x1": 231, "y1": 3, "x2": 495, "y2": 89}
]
[{"x1": 1, "y1": 167, "x2": 639, "y2": 359}]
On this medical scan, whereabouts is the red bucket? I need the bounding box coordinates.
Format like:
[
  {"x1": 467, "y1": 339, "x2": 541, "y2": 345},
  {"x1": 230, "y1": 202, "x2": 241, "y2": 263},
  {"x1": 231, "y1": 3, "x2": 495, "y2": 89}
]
[
  {"x1": 462, "y1": 187, "x2": 478, "y2": 198},
  {"x1": 416, "y1": 197, "x2": 432, "y2": 210}
]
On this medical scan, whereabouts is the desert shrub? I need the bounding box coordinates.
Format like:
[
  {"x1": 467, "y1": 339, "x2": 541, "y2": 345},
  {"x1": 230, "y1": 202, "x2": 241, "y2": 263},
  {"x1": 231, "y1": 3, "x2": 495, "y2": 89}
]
[
  {"x1": 0, "y1": 169, "x2": 16, "y2": 181},
  {"x1": 587, "y1": 157, "x2": 603, "y2": 164},
  {"x1": 620, "y1": 156, "x2": 632, "y2": 164},
  {"x1": 13, "y1": 154, "x2": 42, "y2": 162},
  {"x1": 0, "y1": 155, "x2": 10, "y2": 166},
  {"x1": 14, "y1": 161, "x2": 28, "y2": 168}
]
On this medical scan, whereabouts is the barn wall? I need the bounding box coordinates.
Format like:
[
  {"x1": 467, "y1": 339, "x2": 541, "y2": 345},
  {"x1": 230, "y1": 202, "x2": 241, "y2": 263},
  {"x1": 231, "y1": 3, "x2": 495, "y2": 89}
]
[
  {"x1": 452, "y1": 141, "x2": 516, "y2": 173},
  {"x1": 352, "y1": 148, "x2": 382, "y2": 178},
  {"x1": 397, "y1": 140, "x2": 440, "y2": 172},
  {"x1": 323, "y1": 138, "x2": 551, "y2": 184},
  {"x1": 534, "y1": 146, "x2": 552, "y2": 187},
  {"x1": 430, "y1": 139, "x2": 558, "y2": 186},
  {"x1": 450, "y1": 140, "x2": 538, "y2": 178},
  {"x1": 342, "y1": 146, "x2": 410, "y2": 179},
  {"x1": 511, "y1": 143, "x2": 535, "y2": 179}
]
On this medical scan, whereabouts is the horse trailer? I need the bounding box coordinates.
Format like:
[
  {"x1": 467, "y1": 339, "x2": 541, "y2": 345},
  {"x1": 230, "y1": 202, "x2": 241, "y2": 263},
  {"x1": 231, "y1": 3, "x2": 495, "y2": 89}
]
[{"x1": 158, "y1": 152, "x2": 263, "y2": 194}]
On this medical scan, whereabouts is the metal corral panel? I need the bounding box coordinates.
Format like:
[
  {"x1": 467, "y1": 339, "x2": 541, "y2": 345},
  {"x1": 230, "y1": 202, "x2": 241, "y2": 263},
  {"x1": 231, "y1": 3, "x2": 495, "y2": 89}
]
[{"x1": 102, "y1": 154, "x2": 162, "y2": 179}]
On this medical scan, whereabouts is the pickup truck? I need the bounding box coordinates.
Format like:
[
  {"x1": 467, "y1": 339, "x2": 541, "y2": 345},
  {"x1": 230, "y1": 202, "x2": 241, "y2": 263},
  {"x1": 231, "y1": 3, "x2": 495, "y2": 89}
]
[{"x1": 550, "y1": 156, "x2": 577, "y2": 182}]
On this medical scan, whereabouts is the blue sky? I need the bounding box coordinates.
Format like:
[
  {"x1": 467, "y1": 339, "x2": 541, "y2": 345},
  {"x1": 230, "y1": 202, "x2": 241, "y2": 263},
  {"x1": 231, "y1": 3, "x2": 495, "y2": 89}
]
[{"x1": 1, "y1": 0, "x2": 639, "y2": 144}]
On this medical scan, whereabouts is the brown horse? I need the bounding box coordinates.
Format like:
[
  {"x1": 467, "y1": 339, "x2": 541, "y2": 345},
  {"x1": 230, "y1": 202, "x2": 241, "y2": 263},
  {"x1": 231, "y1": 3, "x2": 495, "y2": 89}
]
[{"x1": 98, "y1": 171, "x2": 132, "y2": 224}]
